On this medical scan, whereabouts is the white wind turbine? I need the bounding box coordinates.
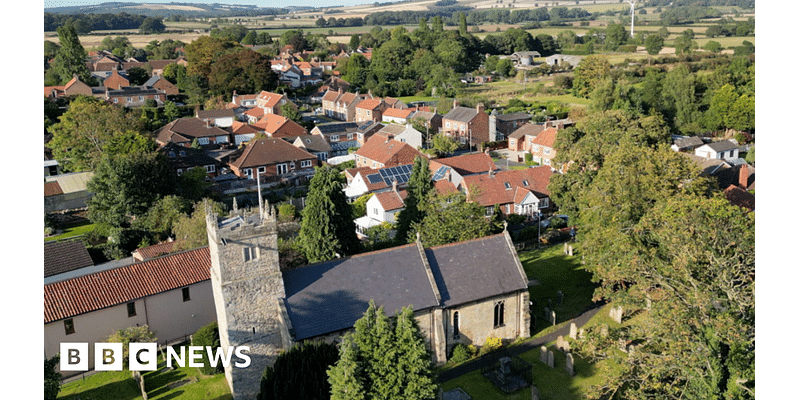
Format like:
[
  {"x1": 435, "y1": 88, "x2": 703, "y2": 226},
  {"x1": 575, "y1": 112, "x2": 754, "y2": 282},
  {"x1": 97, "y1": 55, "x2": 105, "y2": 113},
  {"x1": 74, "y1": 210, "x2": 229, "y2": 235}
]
[{"x1": 625, "y1": 0, "x2": 636, "y2": 37}]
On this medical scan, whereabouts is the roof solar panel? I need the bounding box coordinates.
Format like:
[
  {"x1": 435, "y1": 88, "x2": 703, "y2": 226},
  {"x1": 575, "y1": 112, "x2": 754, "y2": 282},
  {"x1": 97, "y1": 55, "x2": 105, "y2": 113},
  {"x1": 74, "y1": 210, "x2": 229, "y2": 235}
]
[
  {"x1": 366, "y1": 174, "x2": 383, "y2": 184},
  {"x1": 432, "y1": 166, "x2": 449, "y2": 181}
]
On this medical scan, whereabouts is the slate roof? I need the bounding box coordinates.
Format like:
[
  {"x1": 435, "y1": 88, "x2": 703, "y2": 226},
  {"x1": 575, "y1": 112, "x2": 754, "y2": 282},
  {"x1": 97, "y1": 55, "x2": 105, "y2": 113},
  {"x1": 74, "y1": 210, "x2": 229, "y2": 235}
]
[
  {"x1": 44, "y1": 247, "x2": 210, "y2": 323},
  {"x1": 293, "y1": 135, "x2": 333, "y2": 153},
  {"x1": 443, "y1": 106, "x2": 479, "y2": 123},
  {"x1": 702, "y1": 140, "x2": 739, "y2": 152},
  {"x1": 44, "y1": 241, "x2": 94, "y2": 278},
  {"x1": 672, "y1": 136, "x2": 705, "y2": 150},
  {"x1": 230, "y1": 138, "x2": 317, "y2": 169},
  {"x1": 313, "y1": 122, "x2": 360, "y2": 135},
  {"x1": 197, "y1": 109, "x2": 235, "y2": 119},
  {"x1": 282, "y1": 243, "x2": 439, "y2": 340},
  {"x1": 495, "y1": 112, "x2": 531, "y2": 122},
  {"x1": 508, "y1": 123, "x2": 545, "y2": 139},
  {"x1": 160, "y1": 143, "x2": 220, "y2": 170},
  {"x1": 426, "y1": 234, "x2": 527, "y2": 307}
]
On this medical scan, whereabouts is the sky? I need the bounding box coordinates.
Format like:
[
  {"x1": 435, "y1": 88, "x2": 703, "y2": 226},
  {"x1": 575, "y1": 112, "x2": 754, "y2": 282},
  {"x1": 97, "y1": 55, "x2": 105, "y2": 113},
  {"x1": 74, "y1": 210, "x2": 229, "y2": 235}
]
[{"x1": 44, "y1": 0, "x2": 374, "y2": 9}]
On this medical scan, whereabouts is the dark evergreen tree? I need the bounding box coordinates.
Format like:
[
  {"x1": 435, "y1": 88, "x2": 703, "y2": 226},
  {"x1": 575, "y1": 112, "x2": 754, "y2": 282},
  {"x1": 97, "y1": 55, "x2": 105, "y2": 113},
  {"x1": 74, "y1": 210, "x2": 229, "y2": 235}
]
[
  {"x1": 394, "y1": 156, "x2": 433, "y2": 244},
  {"x1": 258, "y1": 341, "x2": 339, "y2": 400},
  {"x1": 298, "y1": 166, "x2": 360, "y2": 263},
  {"x1": 44, "y1": 355, "x2": 61, "y2": 400},
  {"x1": 49, "y1": 24, "x2": 92, "y2": 85}
]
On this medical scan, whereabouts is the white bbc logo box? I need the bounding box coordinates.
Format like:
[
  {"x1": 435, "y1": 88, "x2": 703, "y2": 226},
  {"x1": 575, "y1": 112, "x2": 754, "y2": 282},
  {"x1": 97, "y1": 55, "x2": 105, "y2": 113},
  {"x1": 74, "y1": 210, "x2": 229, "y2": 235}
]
[{"x1": 60, "y1": 342, "x2": 157, "y2": 371}]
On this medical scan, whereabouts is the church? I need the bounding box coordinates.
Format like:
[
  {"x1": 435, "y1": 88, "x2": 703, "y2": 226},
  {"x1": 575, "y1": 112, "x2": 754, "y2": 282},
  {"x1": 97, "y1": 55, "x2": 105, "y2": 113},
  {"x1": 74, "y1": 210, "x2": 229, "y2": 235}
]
[{"x1": 205, "y1": 202, "x2": 532, "y2": 399}]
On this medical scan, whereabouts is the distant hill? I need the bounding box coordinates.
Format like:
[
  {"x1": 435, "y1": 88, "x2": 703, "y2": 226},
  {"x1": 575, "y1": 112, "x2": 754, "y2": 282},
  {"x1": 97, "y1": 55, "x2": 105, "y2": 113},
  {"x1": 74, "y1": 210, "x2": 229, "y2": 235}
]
[{"x1": 43, "y1": 2, "x2": 300, "y2": 18}]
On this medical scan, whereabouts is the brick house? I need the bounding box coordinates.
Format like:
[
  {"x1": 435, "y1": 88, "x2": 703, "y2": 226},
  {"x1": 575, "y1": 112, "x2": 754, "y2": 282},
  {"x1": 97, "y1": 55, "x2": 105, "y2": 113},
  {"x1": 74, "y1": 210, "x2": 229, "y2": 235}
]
[
  {"x1": 228, "y1": 138, "x2": 319, "y2": 181},
  {"x1": 104, "y1": 86, "x2": 167, "y2": 107},
  {"x1": 441, "y1": 101, "x2": 491, "y2": 147},
  {"x1": 159, "y1": 142, "x2": 222, "y2": 177},
  {"x1": 321, "y1": 89, "x2": 371, "y2": 121},
  {"x1": 311, "y1": 122, "x2": 361, "y2": 156},
  {"x1": 507, "y1": 124, "x2": 545, "y2": 154},
  {"x1": 252, "y1": 114, "x2": 307, "y2": 141},
  {"x1": 460, "y1": 166, "x2": 554, "y2": 218},
  {"x1": 355, "y1": 98, "x2": 388, "y2": 123},
  {"x1": 255, "y1": 90, "x2": 296, "y2": 116},
  {"x1": 530, "y1": 127, "x2": 558, "y2": 168},
  {"x1": 354, "y1": 135, "x2": 423, "y2": 169},
  {"x1": 144, "y1": 75, "x2": 179, "y2": 96},
  {"x1": 44, "y1": 75, "x2": 93, "y2": 99},
  {"x1": 429, "y1": 152, "x2": 497, "y2": 188},
  {"x1": 493, "y1": 112, "x2": 531, "y2": 140},
  {"x1": 101, "y1": 69, "x2": 129, "y2": 90},
  {"x1": 155, "y1": 118, "x2": 232, "y2": 147}
]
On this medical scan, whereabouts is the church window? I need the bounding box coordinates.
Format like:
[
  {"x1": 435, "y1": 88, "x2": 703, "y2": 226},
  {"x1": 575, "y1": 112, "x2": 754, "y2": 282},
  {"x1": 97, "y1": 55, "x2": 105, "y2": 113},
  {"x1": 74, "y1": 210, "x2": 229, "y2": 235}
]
[
  {"x1": 493, "y1": 301, "x2": 505, "y2": 328},
  {"x1": 127, "y1": 302, "x2": 136, "y2": 317},
  {"x1": 243, "y1": 246, "x2": 258, "y2": 262},
  {"x1": 453, "y1": 312, "x2": 460, "y2": 339},
  {"x1": 182, "y1": 287, "x2": 191, "y2": 302},
  {"x1": 64, "y1": 319, "x2": 75, "y2": 335}
]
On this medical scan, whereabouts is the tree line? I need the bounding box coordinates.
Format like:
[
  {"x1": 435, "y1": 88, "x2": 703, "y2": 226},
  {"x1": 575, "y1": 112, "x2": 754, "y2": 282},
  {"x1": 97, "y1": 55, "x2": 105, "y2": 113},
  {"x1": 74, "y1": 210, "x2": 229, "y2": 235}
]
[{"x1": 45, "y1": 12, "x2": 149, "y2": 33}]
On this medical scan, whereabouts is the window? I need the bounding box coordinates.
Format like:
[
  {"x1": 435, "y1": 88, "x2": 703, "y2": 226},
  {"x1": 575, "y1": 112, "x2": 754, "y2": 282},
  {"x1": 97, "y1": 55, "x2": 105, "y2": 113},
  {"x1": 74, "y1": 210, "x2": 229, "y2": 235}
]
[
  {"x1": 485, "y1": 206, "x2": 494, "y2": 216},
  {"x1": 258, "y1": 166, "x2": 266, "y2": 174},
  {"x1": 127, "y1": 302, "x2": 136, "y2": 317},
  {"x1": 244, "y1": 168, "x2": 252, "y2": 177},
  {"x1": 522, "y1": 180, "x2": 529, "y2": 186},
  {"x1": 206, "y1": 165, "x2": 215, "y2": 173},
  {"x1": 532, "y1": 145, "x2": 540, "y2": 152},
  {"x1": 301, "y1": 160, "x2": 312, "y2": 168},
  {"x1": 539, "y1": 198, "x2": 549, "y2": 209},
  {"x1": 243, "y1": 246, "x2": 258, "y2": 262},
  {"x1": 331, "y1": 135, "x2": 340, "y2": 142},
  {"x1": 138, "y1": 96, "x2": 144, "y2": 101},
  {"x1": 446, "y1": 121, "x2": 451, "y2": 128},
  {"x1": 493, "y1": 301, "x2": 505, "y2": 328},
  {"x1": 504, "y1": 182, "x2": 511, "y2": 189},
  {"x1": 198, "y1": 137, "x2": 209, "y2": 145},
  {"x1": 182, "y1": 287, "x2": 191, "y2": 302},
  {"x1": 179, "y1": 151, "x2": 186, "y2": 157},
  {"x1": 347, "y1": 133, "x2": 354, "y2": 141},
  {"x1": 176, "y1": 168, "x2": 183, "y2": 176},
  {"x1": 168, "y1": 151, "x2": 175, "y2": 158},
  {"x1": 127, "y1": 97, "x2": 132, "y2": 102},
  {"x1": 290, "y1": 161, "x2": 295, "y2": 170},
  {"x1": 453, "y1": 312, "x2": 460, "y2": 339},
  {"x1": 373, "y1": 208, "x2": 379, "y2": 216},
  {"x1": 64, "y1": 319, "x2": 75, "y2": 335},
  {"x1": 113, "y1": 98, "x2": 118, "y2": 103},
  {"x1": 544, "y1": 148, "x2": 551, "y2": 155},
  {"x1": 277, "y1": 163, "x2": 288, "y2": 174},
  {"x1": 154, "y1": 95, "x2": 160, "y2": 101}
]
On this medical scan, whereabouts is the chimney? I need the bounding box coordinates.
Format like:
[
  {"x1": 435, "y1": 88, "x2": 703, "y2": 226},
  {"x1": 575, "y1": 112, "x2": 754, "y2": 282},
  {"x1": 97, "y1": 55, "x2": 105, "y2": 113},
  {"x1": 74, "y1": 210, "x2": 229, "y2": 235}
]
[
  {"x1": 739, "y1": 164, "x2": 750, "y2": 189},
  {"x1": 453, "y1": 99, "x2": 460, "y2": 109},
  {"x1": 392, "y1": 179, "x2": 398, "y2": 193},
  {"x1": 477, "y1": 103, "x2": 485, "y2": 113}
]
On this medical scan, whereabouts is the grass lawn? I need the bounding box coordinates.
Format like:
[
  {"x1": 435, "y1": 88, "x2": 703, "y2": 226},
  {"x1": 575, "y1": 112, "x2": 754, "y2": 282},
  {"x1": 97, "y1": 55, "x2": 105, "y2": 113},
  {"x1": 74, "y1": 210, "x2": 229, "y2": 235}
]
[
  {"x1": 58, "y1": 371, "x2": 143, "y2": 400},
  {"x1": 45, "y1": 221, "x2": 95, "y2": 242}
]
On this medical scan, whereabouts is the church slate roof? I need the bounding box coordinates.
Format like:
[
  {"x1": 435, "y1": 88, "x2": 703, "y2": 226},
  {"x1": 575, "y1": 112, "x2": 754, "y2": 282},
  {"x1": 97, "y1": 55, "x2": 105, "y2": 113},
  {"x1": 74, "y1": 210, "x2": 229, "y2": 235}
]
[{"x1": 44, "y1": 240, "x2": 94, "y2": 278}]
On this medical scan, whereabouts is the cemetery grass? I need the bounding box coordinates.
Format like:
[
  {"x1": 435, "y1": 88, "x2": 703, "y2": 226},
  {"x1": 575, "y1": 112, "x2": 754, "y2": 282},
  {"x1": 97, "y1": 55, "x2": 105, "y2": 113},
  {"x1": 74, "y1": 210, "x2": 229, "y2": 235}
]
[
  {"x1": 45, "y1": 221, "x2": 95, "y2": 242},
  {"x1": 58, "y1": 370, "x2": 143, "y2": 400}
]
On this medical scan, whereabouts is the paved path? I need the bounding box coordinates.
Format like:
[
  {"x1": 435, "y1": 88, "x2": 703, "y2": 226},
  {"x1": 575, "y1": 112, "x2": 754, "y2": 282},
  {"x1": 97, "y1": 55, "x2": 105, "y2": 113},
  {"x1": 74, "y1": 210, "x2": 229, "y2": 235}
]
[{"x1": 436, "y1": 305, "x2": 603, "y2": 383}]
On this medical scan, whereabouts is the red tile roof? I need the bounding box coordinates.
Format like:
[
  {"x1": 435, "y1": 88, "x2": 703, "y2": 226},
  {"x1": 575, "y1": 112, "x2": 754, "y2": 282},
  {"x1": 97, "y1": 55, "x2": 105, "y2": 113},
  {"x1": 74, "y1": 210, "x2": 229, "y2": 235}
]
[
  {"x1": 230, "y1": 138, "x2": 317, "y2": 169},
  {"x1": 256, "y1": 91, "x2": 285, "y2": 109},
  {"x1": 44, "y1": 247, "x2": 211, "y2": 323},
  {"x1": 431, "y1": 153, "x2": 497, "y2": 176},
  {"x1": 532, "y1": 127, "x2": 558, "y2": 148},
  {"x1": 461, "y1": 166, "x2": 553, "y2": 207},
  {"x1": 132, "y1": 240, "x2": 184, "y2": 261},
  {"x1": 356, "y1": 98, "x2": 383, "y2": 111},
  {"x1": 253, "y1": 114, "x2": 307, "y2": 138},
  {"x1": 356, "y1": 135, "x2": 422, "y2": 167},
  {"x1": 44, "y1": 181, "x2": 63, "y2": 197},
  {"x1": 374, "y1": 190, "x2": 407, "y2": 211},
  {"x1": 383, "y1": 108, "x2": 413, "y2": 119},
  {"x1": 723, "y1": 185, "x2": 755, "y2": 212}
]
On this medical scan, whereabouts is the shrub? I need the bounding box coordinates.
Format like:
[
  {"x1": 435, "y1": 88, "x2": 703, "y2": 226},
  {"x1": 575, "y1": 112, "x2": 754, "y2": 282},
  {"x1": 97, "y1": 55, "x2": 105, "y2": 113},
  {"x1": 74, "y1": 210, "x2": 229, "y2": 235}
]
[
  {"x1": 480, "y1": 336, "x2": 502, "y2": 355},
  {"x1": 450, "y1": 343, "x2": 475, "y2": 364},
  {"x1": 192, "y1": 322, "x2": 223, "y2": 375},
  {"x1": 277, "y1": 203, "x2": 297, "y2": 223},
  {"x1": 548, "y1": 215, "x2": 567, "y2": 230}
]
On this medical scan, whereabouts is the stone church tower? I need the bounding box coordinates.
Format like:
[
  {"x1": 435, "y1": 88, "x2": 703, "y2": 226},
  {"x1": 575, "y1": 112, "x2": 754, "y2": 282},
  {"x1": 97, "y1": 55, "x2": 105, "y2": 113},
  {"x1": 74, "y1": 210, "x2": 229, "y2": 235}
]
[{"x1": 205, "y1": 201, "x2": 286, "y2": 399}]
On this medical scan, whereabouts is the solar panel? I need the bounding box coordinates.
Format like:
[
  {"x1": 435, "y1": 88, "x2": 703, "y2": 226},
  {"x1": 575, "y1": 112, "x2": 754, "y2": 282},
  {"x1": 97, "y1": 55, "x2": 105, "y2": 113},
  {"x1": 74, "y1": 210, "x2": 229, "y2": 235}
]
[
  {"x1": 366, "y1": 174, "x2": 383, "y2": 184},
  {"x1": 376, "y1": 164, "x2": 412, "y2": 186},
  {"x1": 432, "y1": 166, "x2": 449, "y2": 181}
]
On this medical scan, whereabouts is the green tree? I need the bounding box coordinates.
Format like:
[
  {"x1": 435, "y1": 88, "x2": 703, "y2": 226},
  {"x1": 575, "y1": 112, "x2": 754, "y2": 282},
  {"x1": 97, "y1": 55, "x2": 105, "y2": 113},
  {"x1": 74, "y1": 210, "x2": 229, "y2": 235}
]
[
  {"x1": 394, "y1": 156, "x2": 434, "y2": 244},
  {"x1": 571, "y1": 55, "x2": 612, "y2": 98},
  {"x1": 411, "y1": 191, "x2": 491, "y2": 247},
  {"x1": 133, "y1": 195, "x2": 191, "y2": 241},
  {"x1": 105, "y1": 326, "x2": 157, "y2": 369},
  {"x1": 162, "y1": 63, "x2": 188, "y2": 89},
  {"x1": 259, "y1": 342, "x2": 339, "y2": 400},
  {"x1": 87, "y1": 151, "x2": 176, "y2": 231},
  {"x1": 208, "y1": 49, "x2": 278, "y2": 97},
  {"x1": 280, "y1": 102, "x2": 302, "y2": 123},
  {"x1": 349, "y1": 34, "x2": 361, "y2": 50},
  {"x1": 139, "y1": 17, "x2": 166, "y2": 34},
  {"x1": 328, "y1": 301, "x2": 437, "y2": 400},
  {"x1": 430, "y1": 134, "x2": 458, "y2": 157},
  {"x1": 351, "y1": 193, "x2": 373, "y2": 219},
  {"x1": 192, "y1": 322, "x2": 223, "y2": 375},
  {"x1": 662, "y1": 64, "x2": 702, "y2": 133},
  {"x1": 163, "y1": 100, "x2": 182, "y2": 121},
  {"x1": 49, "y1": 24, "x2": 92, "y2": 85},
  {"x1": 48, "y1": 95, "x2": 146, "y2": 172},
  {"x1": 604, "y1": 22, "x2": 628, "y2": 51},
  {"x1": 495, "y1": 58, "x2": 514, "y2": 77},
  {"x1": 172, "y1": 199, "x2": 227, "y2": 250},
  {"x1": 44, "y1": 355, "x2": 61, "y2": 400},
  {"x1": 644, "y1": 34, "x2": 664, "y2": 55},
  {"x1": 298, "y1": 166, "x2": 360, "y2": 263}
]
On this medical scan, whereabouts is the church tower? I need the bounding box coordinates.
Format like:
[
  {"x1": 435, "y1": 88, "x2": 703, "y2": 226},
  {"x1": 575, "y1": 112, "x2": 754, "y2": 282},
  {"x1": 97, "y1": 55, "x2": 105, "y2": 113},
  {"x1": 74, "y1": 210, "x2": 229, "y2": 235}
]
[{"x1": 205, "y1": 201, "x2": 286, "y2": 399}]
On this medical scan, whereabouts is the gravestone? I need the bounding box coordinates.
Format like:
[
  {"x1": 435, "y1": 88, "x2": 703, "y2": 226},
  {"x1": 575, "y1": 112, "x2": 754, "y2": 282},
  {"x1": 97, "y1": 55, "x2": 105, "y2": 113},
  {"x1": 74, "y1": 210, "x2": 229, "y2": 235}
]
[
  {"x1": 645, "y1": 297, "x2": 652, "y2": 310},
  {"x1": 551, "y1": 310, "x2": 556, "y2": 326},
  {"x1": 547, "y1": 350, "x2": 554, "y2": 368},
  {"x1": 539, "y1": 346, "x2": 548, "y2": 363},
  {"x1": 564, "y1": 242, "x2": 569, "y2": 254},
  {"x1": 609, "y1": 306, "x2": 623, "y2": 324},
  {"x1": 569, "y1": 322, "x2": 578, "y2": 340},
  {"x1": 531, "y1": 385, "x2": 540, "y2": 400},
  {"x1": 543, "y1": 306, "x2": 549, "y2": 318},
  {"x1": 600, "y1": 324, "x2": 609, "y2": 337},
  {"x1": 578, "y1": 328, "x2": 585, "y2": 340},
  {"x1": 565, "y1": 353, "x2": 575, "y2": 376},
  {"x1": 500, "y1": 357, "x2": 512, "y2": 376},
  {"x1": 557, "y1": 290, "x2": 563, "y2": 305},
  {"x1": 568, "y1": 245, "x2": 573, "y2": 256},
  {"x1": 556, "y1": 335, "x2": 570, "y2": 353}
]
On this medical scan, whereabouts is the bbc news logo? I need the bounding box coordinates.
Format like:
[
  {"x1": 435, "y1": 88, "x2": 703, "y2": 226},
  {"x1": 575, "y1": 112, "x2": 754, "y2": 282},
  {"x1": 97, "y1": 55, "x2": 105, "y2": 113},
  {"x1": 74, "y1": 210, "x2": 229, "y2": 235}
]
[{"x1": 60, "y1": 343, "x2": 251, "y2": 371}]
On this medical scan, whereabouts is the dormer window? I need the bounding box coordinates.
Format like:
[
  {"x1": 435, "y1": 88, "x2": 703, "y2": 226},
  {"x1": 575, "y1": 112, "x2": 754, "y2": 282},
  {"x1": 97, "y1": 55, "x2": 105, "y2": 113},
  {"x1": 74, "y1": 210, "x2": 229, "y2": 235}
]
[
  {"x1": 504, "y1": 182, "x2": 511, "y2": 189},
  {"x1": 522, "y1": 180, "x2": 529, "y2": 186}
]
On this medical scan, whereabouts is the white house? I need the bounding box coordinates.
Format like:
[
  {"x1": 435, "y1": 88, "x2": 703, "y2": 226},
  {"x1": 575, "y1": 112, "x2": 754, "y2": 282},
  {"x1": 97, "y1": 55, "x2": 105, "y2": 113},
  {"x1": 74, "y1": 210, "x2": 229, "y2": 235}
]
[
  {"x1": 694, "y1": 140, "x2": 739, "y2": 161},
  {"x1": 343, "y1": 164, "x2": 413, "y2": 201},
  {"x1": 377, "y1": 123, "x2": 424, "y2": 149},
  {"x1": 354, "y1": 188, "x2": 406, "y2": 239},
  {"x1": 44, "y1": 247, "x2": 217, "y2": 376}
]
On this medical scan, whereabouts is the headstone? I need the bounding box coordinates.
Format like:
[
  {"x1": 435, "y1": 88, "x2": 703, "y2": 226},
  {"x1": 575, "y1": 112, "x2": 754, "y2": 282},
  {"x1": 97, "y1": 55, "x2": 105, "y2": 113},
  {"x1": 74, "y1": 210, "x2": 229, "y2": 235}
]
[
  {"x1": 547, "y1": 350, "x2": 554, "y2": 368},
  {"x1": 600, "y1": 324, "x2": 608, "y2": 337},
  {"x1": 556, "y1": 335, "x2": 570, "y2": 353},
  {"x1": 568, "y1": 245, "x2": 573, "y2": 256},
  {"x1": 557, "y1": 290, "x2": 563, "y2": 305},
  {"x1": 551, "y1": 310, "x2": 556, "y2": 326},
  {"x1": 569, "y1": 323, "x2": 578, "y2": 340},
  {"x1": 531, "y1": 385, "x2": 540, "y2": 400},
  {"x1": 539, "y1": 346, "x2": 548, "y2": 363},
  {"x1": 499, "y1": 357, "x2": 512, "y2": 376},
  {"x1": 564, "y1": 242, "x2": 569, "y2": 254},
  {"x1": 645, "y1": 297, "x2": 652, "y2": 310},
  {"x1": 578, "y1": 328, "x2": 585, "y2": 340},
  {"x1": 565, "y1": 353, "x2": 575, "y2": 376},
  {"x1": 543, "y1": 307, "x2": 549, "y2": 318},
  {"x1": 609, "y1": 306, "x2": 623, "y2": 324}
]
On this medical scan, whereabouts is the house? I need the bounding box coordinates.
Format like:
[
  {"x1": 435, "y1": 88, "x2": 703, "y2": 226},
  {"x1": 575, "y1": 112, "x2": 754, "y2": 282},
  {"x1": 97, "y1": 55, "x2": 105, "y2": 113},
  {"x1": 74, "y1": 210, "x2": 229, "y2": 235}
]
[
  {"x1": 694, "y1": 140, "x2": 740, "y2": 161},
  {"x1": 101, "y1": 69, "x2": 129, "y2": 90},
  {"x1": 530, "y1": 127, "x2": 559, "y2": 168},
  {"x1": 441, "y1": 101, "x2": 492, "y2": 146},
  {"x1": 255, "y1": 90, "x2": 296, "y2": 116},
  {"x1": 44, "y1": 240, "x2": 94, "y2": 278},
  {"x1": 155, "y1": 118, "x2": 232, "y2": 148},
  {"x1": 355, "y1": 98, "x2": 388, "y2": 123},
  {"x1": 671, "y1": 135, "x2": 706, "y2": 152},
  {"x1": 321, "y1": 89, "x2": 370, "y2": 121},
  {"x1": 252, "y1": 114, "x2": 307, "y2": 141},
  {"x1": 204, "y1": 206, "x2": 531, "y2": 398},
  {"x1": 228, "y1": 138, "x2": 319, "y2": 181},
  {"x1": 356, "y1": 121, "x2": 386, "y2": 146},
  {"x1": 44, "y1": 74, "x2": 93, "y2": 99},
  {"x1": 146, "y1": 58, "x2": 185, "y2": 76},
  {"x1": 499, "y1": 51, "x2": 541, "y2": 66},
  {"x1": 493, "y1": 112, "x2": 531, "y2": 140},
  {"x1": 293, "y1": 135, "x2": 333, "y2": 163},
  {"x1": 160, "y1": 142, "x2": 221, "y2": 177},
  {"x1": 227, "y1": 121, "x2": 261, "y2": 146},
  {"x1": 429, "y1": 152, "x2": 498, "y2": 188},
  {"x1": 507, "y1": 123, "x2": 545, "y2": 155},
  {"x1": 382, "y1": 107, "x2": 415, "y2": 124},
  {"x1": 408, "y1": 110, "x2": 443, "y2": 139},
  {"x1": 311, "y1": 122, "x2": 361, "y2": 156},
  {"x1": 311, "y1": 76, "x2": 350, "y2": 103},
  {"x1": 460, "y1": 166, "x2": 554, "y2": 218},
  {"x1": 197, "y1": 108, "x2": 236, "y2": 129},
  {"x1": 545, "y1": 54, "x2": 584, "y2": 68},
  {"x1": 354, "y1": 187, "x2": 408, "y2": 239},
  {"x1": 44, "y1": 247, "x2": 217, "y2": 377},
  {"x1": 376, "y1": 123, "x2": 424, "y2": 149},
  {"x1": 44, "y1": 171, "x2": 94, "y2": 213},
  {"x1": 143, "y1": 75, "x2": 179, "y2": 96},
  {"x1": 230, "y1": 91, "x2": 259, "y2": 109},
  {"x1": 354, "y1": 135, "x2": 423, "y2": 169},
  {"x1": 344, "y1": 163, "x2": 414, "y2": 200},
  {"x1": 104, "y1": 86, "x2": 167, "y2": 107}
]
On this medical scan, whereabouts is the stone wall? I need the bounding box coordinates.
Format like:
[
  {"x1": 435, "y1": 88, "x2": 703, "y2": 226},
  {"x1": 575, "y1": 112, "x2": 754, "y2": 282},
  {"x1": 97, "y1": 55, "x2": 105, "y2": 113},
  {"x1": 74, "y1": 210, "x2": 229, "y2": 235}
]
[{"x1": 444, "y1": 291, "x2": 530, "y2": 355}]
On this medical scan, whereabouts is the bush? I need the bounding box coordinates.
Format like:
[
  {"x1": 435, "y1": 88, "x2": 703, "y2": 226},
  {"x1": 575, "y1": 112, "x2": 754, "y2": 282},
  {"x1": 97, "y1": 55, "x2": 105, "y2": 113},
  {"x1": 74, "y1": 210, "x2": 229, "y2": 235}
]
[
  {"x1": 548, "y1": 216, "x2": 567, "y2": 230},
  {"x1": 192, "y1": 322, "x2": 223, "y2": 375},
  {"x1": 617, "y1": 44, "x2": 638, "y2": 53},
  {"x1": 449, "y1": 343, "x2": 475, "y2": 364},
  {"x1": 480, "y1": 336, "x2": 502, "y2": 355},
  {"x1": 277, "y1": 203, "x2": 297, "y2": 223}
]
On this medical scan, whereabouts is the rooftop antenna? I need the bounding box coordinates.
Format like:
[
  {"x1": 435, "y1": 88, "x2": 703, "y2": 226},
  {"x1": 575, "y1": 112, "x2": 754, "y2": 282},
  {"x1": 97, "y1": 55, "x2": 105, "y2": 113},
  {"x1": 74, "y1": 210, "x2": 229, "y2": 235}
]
[{"x1": 625, "y1": 0, "x2": 636, "y2": 37}]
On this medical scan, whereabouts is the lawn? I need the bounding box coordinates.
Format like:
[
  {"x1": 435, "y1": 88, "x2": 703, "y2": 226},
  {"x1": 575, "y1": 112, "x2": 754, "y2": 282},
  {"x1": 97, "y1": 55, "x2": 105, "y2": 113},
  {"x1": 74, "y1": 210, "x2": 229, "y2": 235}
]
[
  {"x1": 58, "y1": 371, "x2": 143, "y2": 400},
  {"x1": 45, "y1": 221, "x2": 95, "y2": 242}
]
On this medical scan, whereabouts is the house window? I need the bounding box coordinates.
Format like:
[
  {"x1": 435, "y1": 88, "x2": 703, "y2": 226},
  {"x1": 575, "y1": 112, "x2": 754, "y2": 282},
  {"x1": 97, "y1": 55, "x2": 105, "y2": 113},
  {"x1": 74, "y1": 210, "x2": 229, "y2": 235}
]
[
  {"x1": 493, "y1": 301, "x2": 505, "y2": 328},
  {"x1": 539, "y1": 198, "x2": 549, "y2": 209},
  {"x1": 331, "y1": 135, "x2": 340, "y2": 142},
  {"x1": 532, "y1": 145, "x2": 540, "y2": 152},
  {"x1": 154, "y1": 95, "x2": 160, "y2": 101},
  {"x1": 446, "y1": 121, "x2": 451, "y2": 128},
  {"x1": 277, "y1": 163, "x2": 288, "y2": 174},
  {"x1": 485, "y1": 206, "x2": 494, "y2": 216},
  {"x1": 347, "y1": 133, "x2": 354, "y2": 141},
  {"x1": 453, "y1": 311, "x2": 460, "y2": 339},
  {"x1": 544, "y1": 148, "x2": 551, "y2": 155},
  {"x1": 198, "y1": 137, "x2": 209, "y2": 145},
  {"x1": 290, "y1": 161, "x2": 296, "y2": 170},
  {"x1": 243, "y1": 246, "x2": 258, "y2": 262},
  {"x1": 244, "y1": 168, "x2": 252, "y2": 177},
  {"x1": 205, "y1": 165, "x2": 215, "y2": 173},
  {"x1": 506, "y1": 204, "x2": 511, "y2": 214},
  {"x1": 127, "y1": 97, "x2": 132, "y2": 102},
  {"x1": 113, "y1": 98, "x2": 118, "y2": 103},
  {"x1": 504, "y1": 182, "x2": 511, "y2": 189},
  {"x1": 64, "y1": 319, "x2": 75, "y2": 335},
  {"x1": 301, "y1": 160, "x2": 312, "y2": 168},
  {"x1": 258, "y1": 166, "x2": 266, "y2": 174},
  {"x1": 168, "y1": 151, "x2": 175, "y2": 158},
  {"x1": 182, "y1": 287, "x2": 191, "y2": 302},
  {"x1": 127, "y1": 302, "x2": 136, "y2": 317},
  {"x1": 138, "y1": 96, "x2": 144, "y2": 101},
  {"x1": 176, "y1": 168, "x2": 183, "y2": 176},
  {"x1": 522, "y1": 180, "x2": 529, "y2": 186},
  {"x1": 373, "y1": 208, "x2": 379, "y2": 216}
]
